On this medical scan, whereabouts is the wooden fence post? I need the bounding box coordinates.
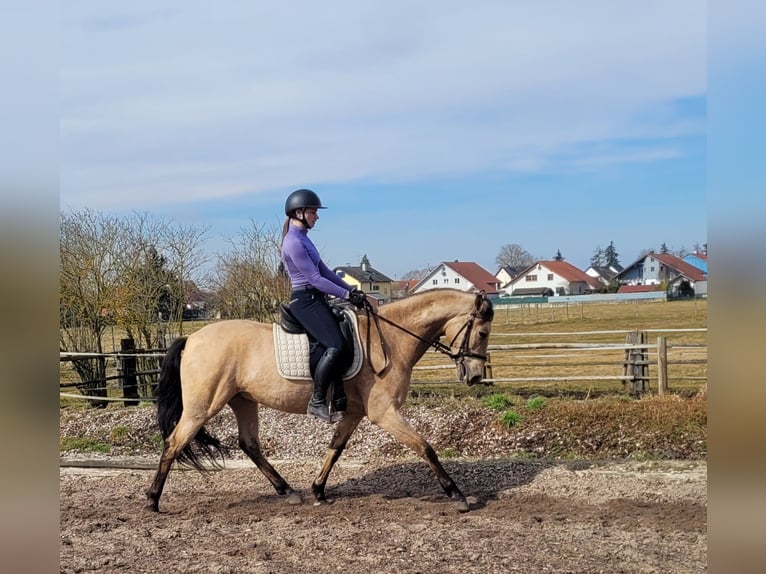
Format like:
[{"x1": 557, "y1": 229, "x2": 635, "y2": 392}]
[
  {"x1": 657, "y1": 336, "x2": 668, "y2": 396},
  {"x1": 483, "y1": 352, "x2": 494, "y2": 382},
  {"x1": 120, "y1": 338, "x2": 140, "y2": 407},
  {"x1": 624, "y1": 330, "x2": 648, "y2": 395}
]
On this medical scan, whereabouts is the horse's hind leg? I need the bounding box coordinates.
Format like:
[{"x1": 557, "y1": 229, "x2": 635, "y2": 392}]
[
  {"x1": 312, "y1": 414, "x2": 363, "y2": 504},
  {"x1": 372, "y1": 409, "x2": 470, "y2": 512},
  {"x1": 228, "y1": 395, "x2": 302, "y2": 505},
  {"x1": 145, "y1": 414, "x2": 208, "y2": 512}
]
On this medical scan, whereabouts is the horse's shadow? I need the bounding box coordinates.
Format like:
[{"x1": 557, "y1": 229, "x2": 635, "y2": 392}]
[{"x1": 323, "y1": 458, "x2": 560, "y2": 510}]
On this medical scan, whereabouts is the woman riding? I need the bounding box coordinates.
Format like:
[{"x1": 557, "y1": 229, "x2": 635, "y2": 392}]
[{"x1": 280, "y1": 189, "x2": 367, "y2": 423}]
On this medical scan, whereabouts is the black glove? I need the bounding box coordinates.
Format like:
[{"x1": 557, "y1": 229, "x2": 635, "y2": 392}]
[{"x1": 348, "y1": 288, "x2": 367, "y2": 309}]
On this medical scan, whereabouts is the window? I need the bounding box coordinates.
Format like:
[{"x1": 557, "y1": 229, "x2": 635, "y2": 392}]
[
  {"x1": 650, "y1": 266, "x2": 655, "y2": 272},
  {"x1": 526, "y1": 274, "x2": 537, "y2": 282},
  {"x1": 547, "y1": 274, "x2": 553, "y2": 281},
  {"x1": 372, "y1": 285, "x2": 380, "y2": 291},
  {"x1": 443, "y1": 278, "x2": 449, "y2": 284},
  {"x1": 432, "y1": 279, "x2": 438, "y2": 285},
  {"x1": 454, "y1": 278, "x2": 460, "y2": 284}
]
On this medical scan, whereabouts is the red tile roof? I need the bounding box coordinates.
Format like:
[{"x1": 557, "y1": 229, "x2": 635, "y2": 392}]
[
  {"x1": 521, "y1": 260, "x2": 602, "y2": 290},
  {"x1": 652, "y1": 253, "x2": 706, "y2": 281},
  {"x1": 443, "y1": 261, "x2": 500, "y2": 294}
]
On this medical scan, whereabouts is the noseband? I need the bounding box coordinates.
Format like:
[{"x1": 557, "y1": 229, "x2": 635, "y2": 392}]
[{"x1": 358, "y1": 298, "x2": 488, "y2": 376}]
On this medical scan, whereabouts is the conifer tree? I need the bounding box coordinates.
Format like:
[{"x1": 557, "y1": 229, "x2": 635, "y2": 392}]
[{"x1": 603, "y1": 241, "x2": 620, "y2": 267}]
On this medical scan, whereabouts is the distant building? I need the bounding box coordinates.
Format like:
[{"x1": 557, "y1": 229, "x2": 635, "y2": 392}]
[
  {"x1": 506, "y1": 260, "x2": 602, "y2": 296},
  {"x1": 334, "y1": 255, "x2": 394, "y2": 301},
  {"x1": 495, "y1": 265, "x2": 527, "y2": 290},
  {"x1": 683, "y1": 251, "x2": 708, "y2": 274},
  {"x1": 615, "y1": 252, "x2": 707, "y2": 297},
  {"x1": 585, "y1": 263, "x2": 624, "y2": 287},
  {"x1": 391, "y1": 279, "x2": 420, "y2": 300},
  {"x1": 412, "y1": 261, "x2": 500, "y2": 295}
]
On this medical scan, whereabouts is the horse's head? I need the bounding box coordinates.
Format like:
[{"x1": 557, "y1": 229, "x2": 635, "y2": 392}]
[{"x1": 444, "y1": 292, "x2": 494, "y2": 386}]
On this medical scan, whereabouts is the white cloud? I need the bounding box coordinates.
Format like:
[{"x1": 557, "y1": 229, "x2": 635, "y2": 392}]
[{"x1": 60, "y1": 1, "x2": 706, "y2": 210}]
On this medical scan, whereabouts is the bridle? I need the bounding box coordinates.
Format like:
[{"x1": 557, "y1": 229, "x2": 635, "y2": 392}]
[{"x1": 357, "y1": 296, "x2": 489, "y2": 376}]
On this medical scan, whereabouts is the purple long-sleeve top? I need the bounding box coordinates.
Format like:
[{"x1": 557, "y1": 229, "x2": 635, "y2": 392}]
[{"x1": 281, "y1": 224, "x2": 352, "y2": 299}]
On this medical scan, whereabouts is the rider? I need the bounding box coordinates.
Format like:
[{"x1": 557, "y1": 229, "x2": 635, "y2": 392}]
[{"x1": 280, "y1": 189, "x2": 367, "y2": 423}]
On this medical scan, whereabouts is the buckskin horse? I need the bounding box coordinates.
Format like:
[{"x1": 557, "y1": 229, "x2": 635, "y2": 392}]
[{"x1": 146, "y1": 289, "x2": 494, "y2": 513}]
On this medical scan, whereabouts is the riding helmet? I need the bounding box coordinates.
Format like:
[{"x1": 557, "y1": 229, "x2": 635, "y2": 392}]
[{"x1": 284, "y1": 189, "x2": 326, "y2": 216}]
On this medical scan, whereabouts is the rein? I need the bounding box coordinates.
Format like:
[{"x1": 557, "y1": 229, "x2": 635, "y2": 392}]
[{"x1": 358, "y1": 298, "x2": 487, "y2": 376}]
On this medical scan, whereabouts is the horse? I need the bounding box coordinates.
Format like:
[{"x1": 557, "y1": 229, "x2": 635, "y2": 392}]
[{"x1": 146, "y1": 289, "x2": 494, "y2": 513}]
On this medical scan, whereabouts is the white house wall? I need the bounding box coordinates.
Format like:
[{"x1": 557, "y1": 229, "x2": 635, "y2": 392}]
[
  {"x1": 415, "y1": 264, "x2": 474, "y2": 293},
  {"x1": 495, "y1": 269, "x2": 513, "y2": 288},
  {"x1": 512, "y1": 264, "x2": 584, "y2": 295}
]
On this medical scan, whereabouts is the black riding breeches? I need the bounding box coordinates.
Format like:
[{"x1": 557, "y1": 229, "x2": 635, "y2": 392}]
[{"x1": 288, "y1": 288, "x2": 345, "y2": 373}]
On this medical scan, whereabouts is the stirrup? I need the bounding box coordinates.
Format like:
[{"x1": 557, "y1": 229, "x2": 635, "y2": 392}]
[{"x1": 307, "y1": 401, "x2": 332, "y2": 423}]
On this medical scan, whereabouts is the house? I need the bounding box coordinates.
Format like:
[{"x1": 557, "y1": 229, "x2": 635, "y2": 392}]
[
  {"x1": 495, "y1": 265, "x2": 527, "y2": 290},
  {"x1": 585, "y1": 263, "x2": 624, "y2": 287},
  {"x1": 683, "y1": 251, "x2": 708, "y2": 275},
  {"x1": 333, "y1": 255, "x2": 394, "y2": 301},
  {"x1": 506, "y1": 260, "x2": 602, "y2": 296},
  {"x1": 391, "y1": 279, "x2": 420, "y2": 300},
  {"x1": 615, "y1": 252, "x2": 707, "y2": 296},
  {"x1": 412, "y1": 261, "x2": 500, "y2": 295}
]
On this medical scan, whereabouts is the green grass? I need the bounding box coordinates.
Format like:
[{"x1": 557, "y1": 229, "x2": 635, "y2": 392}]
[
  {"x1": 60, "y1": 437, "x2": 111, "y2": 453},
  {"x1": 499, "y1": 409, "x2": 522, "y2": 428},
  {"x1": 484, "y1": 393, "x2": 514, "y2": 411},
  {"x1": 526, "y1": 396, "x2": 546, "y2": 410},
  {"x1": 439, "y1": 447, "x2": 459, "y2": 459},
  {"x1": 110, "y1": 425, "x2": 130, "y2": 441}
]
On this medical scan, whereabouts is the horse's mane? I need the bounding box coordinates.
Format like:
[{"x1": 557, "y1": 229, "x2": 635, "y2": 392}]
[{"x1": 380, "y1": 289, "x2": 493, "y2": 322}]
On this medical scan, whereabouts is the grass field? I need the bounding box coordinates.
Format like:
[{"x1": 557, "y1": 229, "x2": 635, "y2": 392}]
[{"x1": 413, "y1": 297, "x2": 707, "y2": 398}]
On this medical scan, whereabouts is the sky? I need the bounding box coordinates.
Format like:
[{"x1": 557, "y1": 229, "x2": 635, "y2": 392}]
[{"x1": 60, "y1": 1, "x2": 708, "y2": 279}]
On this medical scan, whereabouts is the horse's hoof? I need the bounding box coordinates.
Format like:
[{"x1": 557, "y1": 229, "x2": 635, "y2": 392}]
[
  {"x1": 313, "y1": 498, "x2": 333, "y2": 507},
  {"x1": 454, "y1": 499, "x2": 470, "y2": 513},
  {"x1": 144, "y1": 501, "x2": 159, "y2": 513},
  {"x1": 286, "y1": 492, "x2": 302, "y2": 505}
]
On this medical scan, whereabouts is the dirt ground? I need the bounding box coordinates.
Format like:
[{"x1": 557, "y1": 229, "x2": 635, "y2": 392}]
[{"x1": 60, "y1": 456, "x2": 706, "y2": 573}]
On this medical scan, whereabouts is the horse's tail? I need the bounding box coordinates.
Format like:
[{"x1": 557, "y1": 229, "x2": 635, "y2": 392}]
[{"x1": 156, "y1": 336, "x2": 225, "y2": 471}]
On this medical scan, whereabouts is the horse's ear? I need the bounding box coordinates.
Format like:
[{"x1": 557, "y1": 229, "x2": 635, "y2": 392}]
[{"x1": 473, "y1": 291, "x2": 484, "y2": 311}]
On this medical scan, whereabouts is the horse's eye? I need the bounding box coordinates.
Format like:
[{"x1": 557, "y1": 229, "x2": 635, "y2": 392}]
[{"x1": 478, "y1": 331, "x2": 488, "y2": 340}]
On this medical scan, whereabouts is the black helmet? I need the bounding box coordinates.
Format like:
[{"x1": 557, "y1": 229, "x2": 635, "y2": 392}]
[{"x1": 284, "y1": 189, "x2": 326, "y2": 216}]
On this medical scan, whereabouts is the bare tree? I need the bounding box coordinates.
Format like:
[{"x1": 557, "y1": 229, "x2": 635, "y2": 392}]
[
  {"x1": 495, "y1": 243, "x2": 535, "y2": 269},
  {"x1": 160, "y1": 221, "x2": 211, "y2": 336},
  {"x1": 401, "y1": 267, "x2": 431, "y2": 281},
  {"x1": 60, "y1": 209, "x2": 211, "y2": 404},
  {"x1": 210, "y1": 220, "x2": 289, "y2": 321},
  {"x1": 60, "y1": 209, "x2": 136, "y2": 406}
]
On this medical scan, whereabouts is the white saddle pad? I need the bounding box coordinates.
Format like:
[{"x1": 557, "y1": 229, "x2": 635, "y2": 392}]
[{"x1": 273, "y1": 308, "x2": 364, "y2": 381}]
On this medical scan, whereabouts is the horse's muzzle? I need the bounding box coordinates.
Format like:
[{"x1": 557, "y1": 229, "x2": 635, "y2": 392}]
[{"x1": 458, "y1": 361, "x2": 484, "y2": 386}]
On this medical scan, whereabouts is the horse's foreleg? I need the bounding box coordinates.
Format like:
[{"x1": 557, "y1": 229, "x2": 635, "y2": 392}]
[
  {"x1": 312, "y1": 414, "x2": 363, "y2": 504},
  {"x1": 373, "y1": 409, "x2": 470, "y2": 512},
  {"x1": 229, "y1": 396, "x2": 301, "y2": 505}
]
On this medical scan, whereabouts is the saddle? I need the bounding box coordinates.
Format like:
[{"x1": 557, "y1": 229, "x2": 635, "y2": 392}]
[{"x1": 273, "y1": 303, "x2": 363, "y2": 381}]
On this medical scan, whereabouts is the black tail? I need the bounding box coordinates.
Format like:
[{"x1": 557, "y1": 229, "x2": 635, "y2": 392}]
[{"x1": 156, "y1": 336, "x2": 226, "y2": 471}]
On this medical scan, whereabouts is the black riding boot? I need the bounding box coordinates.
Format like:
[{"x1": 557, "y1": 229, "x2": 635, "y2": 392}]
[
  {"x1": 307, "y1": 347, "x2": 340, "y2": 423},
  {"x1": 330, "y1": 379, "x2": 347, "y2": 423}
]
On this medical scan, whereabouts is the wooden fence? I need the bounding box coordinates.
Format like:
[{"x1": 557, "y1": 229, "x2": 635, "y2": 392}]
[{"x1": 60, "y1": 328, "x2": 707, "y2": 403}]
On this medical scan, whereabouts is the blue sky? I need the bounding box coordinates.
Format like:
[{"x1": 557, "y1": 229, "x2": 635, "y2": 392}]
[{"x1": 60, "y1": 1, "x2": 707, "y2": 279}]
